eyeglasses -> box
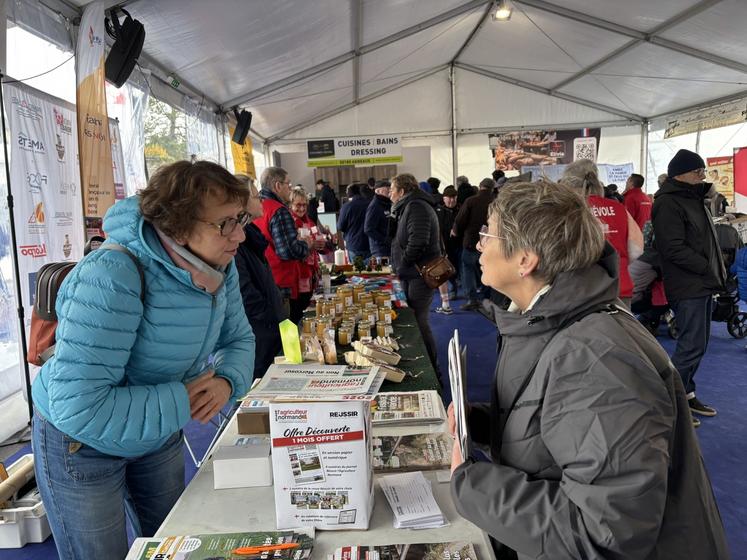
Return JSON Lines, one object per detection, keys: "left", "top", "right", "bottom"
{"left": 199, "top": 210, "right": 250, "bottom": 237}
{"left": 478, "top": 225, "right": 504, "bottom": 250}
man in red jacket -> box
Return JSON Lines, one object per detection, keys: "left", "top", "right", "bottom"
{"left": 623, "top": 173, "right": 652, "bottom": 230}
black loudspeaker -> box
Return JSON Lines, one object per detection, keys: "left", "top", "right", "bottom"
{"left": 232, "top": 109, "right": 252, "bottom": 145}
{"left": 105, "top": 8, "right": 145, "bottom": 88}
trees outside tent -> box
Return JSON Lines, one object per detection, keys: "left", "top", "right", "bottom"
{"left": 144, "top": 98, "right": 188, "bottom": 174}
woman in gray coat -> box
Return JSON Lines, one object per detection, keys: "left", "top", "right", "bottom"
{"left": 450, "top": 181, "right": 729, "bottom": 559}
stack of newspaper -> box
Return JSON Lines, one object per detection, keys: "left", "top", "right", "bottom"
{"left": 379, "top": 471, "right": 447, "bottom": 529}
{"left": 247, "top": 364, "right": 385, "bottom": 400}
{"left": 329, "top": 541, "right": 480, "bottom": 560}
{"left": 370, "top": 390, "right": 446, "bottom": 426}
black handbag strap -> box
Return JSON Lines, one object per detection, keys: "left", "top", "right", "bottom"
{"left": 102, "top": 243, "right": 146, "bottom": 303}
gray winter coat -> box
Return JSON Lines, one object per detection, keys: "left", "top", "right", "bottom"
{"left": 451, "top": 244, "right": 729, "bottom": 560}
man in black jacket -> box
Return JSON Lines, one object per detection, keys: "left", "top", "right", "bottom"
{"left": 454, "top": 177, "right": 495, "bottom": 310}
{"left": 316, "top": 179, "right": 339, "bottom": 213}
{"left": 652, "top": 149, "right": 727, "bottom": 420}
{"left": 338, "top": 183, "right": 371, "bottom": 261}
{"left": 390, "top": 173, "right": 441, "bottom": 374}
{"left": 234, "top": 179, "right": 288, "bottom": 377}
{"left": 364, "top": 180, "right": 392, "bottom": 258}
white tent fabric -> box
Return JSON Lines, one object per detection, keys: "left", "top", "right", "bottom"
{"left": 39, "top": 0, "right": 746, "bottom": 149}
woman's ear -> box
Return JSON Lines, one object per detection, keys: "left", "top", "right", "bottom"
{"left": 518, "top": 250, "right": 540, "bottom": 276}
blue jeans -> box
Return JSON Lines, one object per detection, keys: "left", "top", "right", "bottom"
{"left": 32, "top": 411, "right": 185, "bottom": 559}
{"left": 347, "top": 249, "right": 371, "bottom": 263}
{"left": 461, "top": 248, "right": 483, "bottom": 302}
{"left": 670, "top": 295, "right": 713, "bottom": 395}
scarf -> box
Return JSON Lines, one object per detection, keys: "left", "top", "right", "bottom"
{"left": 155, "top": 228, "right": 225, "bottom": 294}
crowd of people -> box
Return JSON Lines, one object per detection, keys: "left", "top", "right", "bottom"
{"left": 29, "top": 149, "right": 740, "bottom": 559}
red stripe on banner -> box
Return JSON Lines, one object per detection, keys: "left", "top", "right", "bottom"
{"left": 272, "top": 430, "right": 364, "bottom": 447}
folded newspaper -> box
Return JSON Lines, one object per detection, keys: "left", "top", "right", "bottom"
{"left": 371, "top": 390, "right": 446, "bottom": 426}
{"left": 330, "top": 541, "right": 479, "bottom": 560}
{"left": 127, "top": 529, "right": 314, "bottom": 560}
{"left": 372, "top": 433, "right": 452, "bottom": 472}
{"left": 248, "top": 364, "right": 383, "bottom": 399}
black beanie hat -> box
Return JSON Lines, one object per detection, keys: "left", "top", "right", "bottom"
{"left": 668, "top": 149, "right": 705, "bottom": 178}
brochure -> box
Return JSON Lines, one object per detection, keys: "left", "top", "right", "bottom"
{"left": 372, "top": 433, "right": 452, "bottom": 472}
{"left": 249, "top": 364, "right": 381, "bottom": 398}
{"left": 371, "top": 391, "right": 446, "bottom": 426}
{"left": 129, "top": 529, "right": 314, "bottom": 560}
{"left": 270, "top": 400, "right": 374, "bottom": 530}
{"left": 379, "top": 471, "right": 447, "bottom": 529}
{"left": 330, "top": 541, "right": 479, "bottom": 560}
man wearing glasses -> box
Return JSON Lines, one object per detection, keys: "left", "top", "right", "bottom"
{"left": 652, "top": 149, "right": 727, "bottom": 425}
{"left": 254, "top": 166, "right": 313, "bottom": 324}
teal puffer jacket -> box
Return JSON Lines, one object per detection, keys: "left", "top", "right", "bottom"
{"left": 32, "top": 196, "right": 255, "bottom": 457}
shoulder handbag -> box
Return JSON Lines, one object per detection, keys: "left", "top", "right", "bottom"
{"left": 416, "top": 231, "right": 456, "bottom": 289}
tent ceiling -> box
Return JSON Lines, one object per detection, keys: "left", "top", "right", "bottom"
{"left": 61, "top": 0, "right": 747, "bottom": 140}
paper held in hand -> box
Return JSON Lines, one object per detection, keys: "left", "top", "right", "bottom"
{"left": 448, "top": 330, "right": 470, "bottom": 462}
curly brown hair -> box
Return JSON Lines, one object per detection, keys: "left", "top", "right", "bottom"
{"left": 139, "top": 161, "right": 249, "bottom": 240}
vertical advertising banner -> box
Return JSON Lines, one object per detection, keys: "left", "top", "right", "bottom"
{"left": 4, "top": 82, "right": 85, "bottom": 332}
{"left": 109, "top": 118, "right": 126, "bottom": 201}
{"left": 733, "top": 147, "right": 747, "bottom": 213}
{"left": 706, "top": 156, "right": 734, "bottom": 206}
{"left": 229, "top": 127, "right": 256, "bottom": 179}
{"left": 76, "top": 0, "right": 115, "bottom": 238}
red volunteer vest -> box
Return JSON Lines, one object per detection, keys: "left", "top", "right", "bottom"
{"left": 588, "top": 195, "right": 633, "bottom": 298}
{"left": 254, "top": 198, "right": 302, "bottom": 298}
{"left": 292, "top": 213, "right": 319, "bottom": 284}
{"left": 623, "top": 188, "right": 652, "bottom": 230}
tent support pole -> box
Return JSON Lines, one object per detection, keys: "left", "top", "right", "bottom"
{"left": 640, "top": 121, "right": 648, "bottom": 180}
{"left": 450, "top": 64, "right": 458, "bottom": 185}
{"left": 0, "top": 71, "right": 33, "bottom": 427}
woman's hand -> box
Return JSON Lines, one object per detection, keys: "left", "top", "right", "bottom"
{"left": 186, "top": 371, "right": 232, "bottom": 424}
{"left": 447, "top": 402, "right": 457, "bottom": 436}
{"left": 450, "top": 435, "right": 463, "bottom": 473}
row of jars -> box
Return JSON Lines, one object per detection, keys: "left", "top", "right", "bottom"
{"left": 314, "top": 287, "right": 392, "bottom": 316}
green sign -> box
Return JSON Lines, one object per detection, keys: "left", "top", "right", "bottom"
{"left": 307, "top": 155, "right": 403, "bottom": 167}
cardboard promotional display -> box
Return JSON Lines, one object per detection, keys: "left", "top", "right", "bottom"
{"left": 270, "top": 400, "right": 374, "bottom": 530}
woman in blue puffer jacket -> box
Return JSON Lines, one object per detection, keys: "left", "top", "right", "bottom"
{"left": 31, "top": 161, "right": 255, "bottom": 560}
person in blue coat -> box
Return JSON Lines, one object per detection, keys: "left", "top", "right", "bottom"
{"left": 364, "top": 180, "right": 392, "bottom": 258}
{"left": 31, "top": 161, "right": 255, "bottom": 560}
{"left": 337, "top": 182, "right": 371, "bottom": 261}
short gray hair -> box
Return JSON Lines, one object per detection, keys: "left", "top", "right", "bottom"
{"left": 489, "top": 181, "right": 605, "bottom": 283}
{"left": 456, "top": 175, "right": 469, "bottom": 186}
{"left": 260, "top": 166, "right": 287, "bottom": 191}
{"left": 560, "top": 159, "right": 604, "bottom": 197}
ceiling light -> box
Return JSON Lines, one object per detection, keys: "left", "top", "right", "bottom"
{"left": 491, "top": 0, "right": 513, "bottom": 21}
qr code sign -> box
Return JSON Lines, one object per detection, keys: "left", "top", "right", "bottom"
{"left": 573, "top": 137, "right": 598, "bottom": 162}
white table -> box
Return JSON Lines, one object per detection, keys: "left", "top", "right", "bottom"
{"left": 126, "top": 411, "right": 496, "bottom": 560}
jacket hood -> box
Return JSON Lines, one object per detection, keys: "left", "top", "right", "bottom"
{"left": 655, "top": 178, "right": 711, "bottom": 200}
{"left": 392, "top": 188, "right": 435, "bottom": 213}
{"left": 495, "top": 242, "right": 620, "bottom": 336}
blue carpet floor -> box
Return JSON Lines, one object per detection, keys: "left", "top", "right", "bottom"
{"left": 3, "top": 297, "right": 746, "bottom": 558}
